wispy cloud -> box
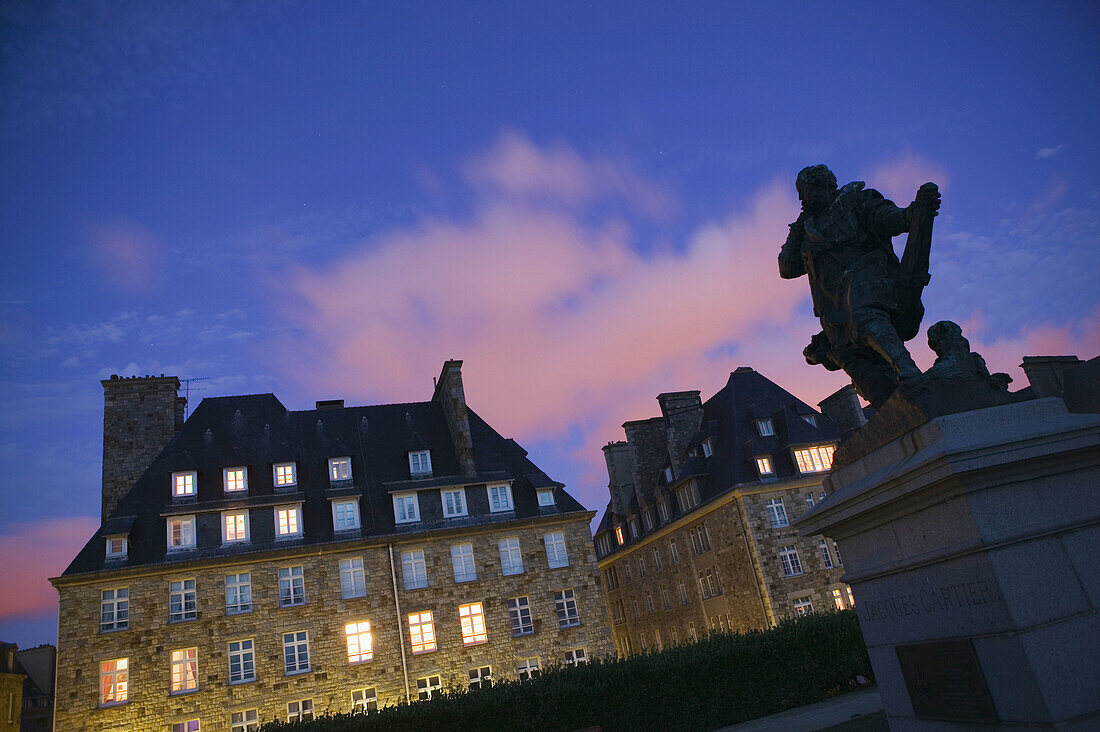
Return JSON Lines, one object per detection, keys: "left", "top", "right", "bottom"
{"left": 1036, "top": 145, "right": 1066, "bottom": 160}
{"left": 85, "top": 219, "right": 164, "bottom": 292}
{"left": 859, "top": 152, "right": 950, "bottom": 203}
{"left": 0, "top": 517, "right": 99, "bottom": 620}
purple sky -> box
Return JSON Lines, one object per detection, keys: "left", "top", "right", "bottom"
{"left": 2, "top": 1, "right": 1098, "bottom": 648}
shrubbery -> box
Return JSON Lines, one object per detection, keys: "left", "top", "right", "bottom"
{"left": 261, "top": 610, "right": 872, "bottom": 732}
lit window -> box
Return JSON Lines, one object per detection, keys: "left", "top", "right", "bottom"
{"left": 793, "top": 445, "right": 835, "bottom": 474}
{"left": 105, "top": 535, "right": 128, "bottom": 560}
{"left": 755, "top": 456, "right": 774, "bottom": 477}
{"left": 516, "top": 658, "right": 541, "bottom": 681}
{"left": 286, "top": 699, "right": 313, "bottom": 721}
{"left": 273, "top": 462, "right": 297, "bottom": 489}
{"left": 222, "top": 510, "right": 250, "bottom": 543}
{"left": 345, "top": 620, "right": 373, "bottom": 662}
{"left": 172, "top": 471, "right": 196, "bottom": 499}
{"left": 275, "top": 505, "right": 301, "bottom": 538}
{"left": 615, "top": 526, "right": 625, "bottom": 545}
{"left": 416, "top": 674, "right": 441, "bottom": 700}
{"left": 468, "top": 666, "right": 492, "bottom": 689}
{"left": 169, "top": 579, "right": 196, "bottom": 622}
{"left": 278, "top": 566, "right": 305, "bottom": 606}
{"left": 167, "top": 516, "right": 196, "bottom": 550}
{"left": 451, "top": 543, "right": 476, "bottom": 583}
{"left": 658, "top": 499, "right": 670, "bottom": 523}
{"left": 408, "top": 611, "right": 436, "bottom": 653}
{"left": 100, "top": 588, "right": 128, "bottom": 632}
{"left": 409, "top": 450, "right": 432, "bottom": 478}
{"left": 488, "top": 483, "right": 513, "bottom": 512}
{"left": 544, "top": 531, "right": 569, "bottom": 569}
{"left": 668, "top": 538, "right": 679, "bottom": 564}
{"left": 702, "top": 438, "right": 713, "bottom": 458}
{"left": 554, "top": 588, "right": 580, "bottom": 627}
{"left": 225, "top": 573, "right": 252, "bottom": 614}
{"left": 223, "top": 467, "right": 247, "bottom": 493}
{"left": 351, "top": 688, "right": 377, "bottom": 712}
{"left": 172, "top": 722, "right": 199, "bottom": 732}
{"left": 329, "top": 457, "right": 352, "bottom": 482}
{"left": 819, "top": 540, "right": 835, "bottom": 569}
{"left": 332, "top": 499, "right": 360, "bottom": 531}
{"left": 393, "top": 492, "right": 420, "bottom": 523}
{"left": 442, "top": 487, "right": 467, "bottom": 518}
{"left": 498, "top": 537, "right": 523, "bottom": 576}
{"left": 765, "top": 498, "right": 789, "bottom": 528}
{"left": 459, "top": 602, "right": 488, "bottom": 645}
{"left": 698, "top": 567, "right": 723, "bottom": 599}
{"left": 230, "top": 709, "right": 259, "bottom": 732}
{"left": 537, "top": 488, "right": 555, "bottom": 506}
{"left": 282, "top": 631, "right": 310, "bottom": 674}
{"left": 756, "top": 419, "right": 774, "bottom": 436}
{"left": 565, "top": 648, "right": 588, "bottom": 667}
{"left": 833, "top": 588, "right": 847, "bottom": 610}
{"left": 793, "top": 597, "right": 814, "bottom": 616}
{"left": 779, "top": 545, "right": 803, "bottom": 576}
{"left": 98, "top": 660, "right": 127, "bottom": 704}
{"left": 846, "top": 585, "right": 855, "bottom": 606}
{"left": 170, "top": 647, "right": 198, "bottom": 693}
{"left": 401, "top": 549, "right": 427, "bottom": 589}
{"left": 339, "top": 558, "right": 366, "bottom": 598}
{"left": 507, "top": 596, "right": 533, "bottom": 636}
{"left": 228, "top": 640, "right": 255, "bottom": 684}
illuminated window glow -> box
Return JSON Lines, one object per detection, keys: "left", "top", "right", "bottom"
{"left": 345, "top": 620, "right": 373, "bottom": 662}
{"left": 458, "top": 602, "right": 487, "bottom": 645}
{"left": 275, "top": 506, "right": 301, "bottom": 538}
{"left": 168, "top": 516, "right": 196, "bottom": 549}
{"left": 408, "top": 611, "right": 436, "bottom": 653}
{"left": 222, "top": 510, "right": 249, "bottom": 543}
{"left": 172, "top": 471, "right": 196, "bottom": 498}
{"left": 273, "top": 462, "right": 296, "bottom": 488}
{"left": 615, "top": 526, "right": 625, "bottom": 545}
{"left": 170, "top": 647, "right": 198, "bottom": 693}
{"left": 329, "top": 457, "right": 352, "bottom": 482}
{"left": 793, "top": 445, "right": 835, "bottom": 474}
{"left": 224, "top": 467, "right": 247, "bottom": 493}
{"left": 99, "top": 658, "right": 128, "bottom": 705}
{"left": 755, "top": 455, "right": 774, "bottom": 476}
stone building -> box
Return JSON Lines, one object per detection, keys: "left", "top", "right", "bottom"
{"left": 0, "top": 643, "right": 25, "bottom": 732}
{"left": 592, "top": 367, "right": 854, "bottom": 656}
{"left": 52, "top": 361, "right": 611, "bottom": 731}
{"left": 14, "top": 645, "right": 54, "bottom": 732}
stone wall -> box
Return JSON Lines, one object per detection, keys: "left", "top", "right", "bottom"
{"left": 55, "top": 515, "right": 612, "bottom": 731}
{"left": 101, "top": 375, "right": 184, "bottom": 521}
{"left": 0, "top": 671, "right": 23, "bottom": 732}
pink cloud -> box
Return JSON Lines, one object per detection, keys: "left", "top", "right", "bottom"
{"left": 859, "top": 153, "right": 950, "bottom": 205}
{"left": 463, "top": 130, "right": 676, "bottom": 219}
{"left": 86, "top": 218, "right": 164, "bottom": 292}
{"left": 0, "top": 516, "right": 99, "bottom": 620}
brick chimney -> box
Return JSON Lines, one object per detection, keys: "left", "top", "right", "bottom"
{"left": 623, "top": 417, "right": 668, "bottom": 508}
{"left": 101, "top": 375, "right": 184, "bottom": 521}
{"left": 657, "top": 391, "right": 703, "bottom": 475}
{"left": 432, "top": 360, "right": 476, "bottom": 477}
{"left": 602, "top": 441, "right": 635, "bottom": 516}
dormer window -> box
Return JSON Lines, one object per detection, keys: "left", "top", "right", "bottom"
{"left": 628, "top": 518, "right": 638, "bottom": 539}
{"left": 222, "top": 510, "right": 250, "bottom": 544}
{"left": 329, "top": 457, "right": 352, "bottom": 482}
{"left": 105, "top": 536, "right": 128, "bottom": 560}
{"left": 756, "top": 419, "right": 774, "bottom": 437}
{"left": 755, "top": 456, "right": 774, "bottom": 478}
{"left": 643, "top": 511, "right": 654, "bottom": 531}
{"left": 536, "top": 488, "right": 555, "bottom": 507}
{"left": 441, "top": 487, "right": 467, "bottom": 518}
{"left": 393, "top": 492, "right": 420, "bottom": 524}
{"left": 274, "top": 463, "right": 297, "bottom": 489}
{"left": 793, "top": 445, "right": 835, "bottom": 474}
{"left": 702, "top": 438, "right": 713, "bottom": 458}
{"left": 658, "top": 498, "right": 670, "bottom": 523}
{"left": 275, "top": 505, "right": 302, "bottom": 538}
{"left": 615, "top": 526, "right": 625, "bottom": 545}
{"left": 172, "top": 471, "right": 196, "bottom": 500}
{"left": 663, "top": 467, "right": 673, "bottom": 483}
{"left": 802, "top": 414, "right": 817, "bottom": 427}
{"left": 332, "top": 498, "right": 361, "bottom": 531}
{"left": 409, "top": 451, "right": 432, "bottom": 478}
{"left": 167, "top": 516, "right": 196, "bottom": 550}
{"left": 224, "top": 467, "right": 247, "bottom": 493}
{"left": 487, "top": 483, "right": 513, "bottom": 512}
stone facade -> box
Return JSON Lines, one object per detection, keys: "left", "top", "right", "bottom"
{"left": 594, "top": 368, "right": 854, "bottom": 656}
{"left": 0, "top": 644, "right": 23, "bottom": 732}
{"left": 54, "top": 364, "right": 611, "bottom": 731}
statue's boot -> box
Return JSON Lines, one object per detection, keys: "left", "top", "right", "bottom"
{"left": 857, "top": 310, "right": 922, "bottom": 381}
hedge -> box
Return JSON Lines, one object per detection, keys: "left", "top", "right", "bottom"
{"left": 261, "top": 610, "right": 872, "bottom": 732}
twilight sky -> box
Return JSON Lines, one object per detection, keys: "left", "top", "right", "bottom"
{"left": 2, "top": 1, "right": 1098, "bottom": 648}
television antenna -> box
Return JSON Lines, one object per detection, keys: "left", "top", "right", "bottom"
{"left": 180, "top": 377, "right": 210, "bottom": 416}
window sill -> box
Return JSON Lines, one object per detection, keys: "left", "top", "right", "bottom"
{"left": 168, "top": 616, "right": 197, "bottom": 623}
{"left": 285, "top": 668, "right": 312, "bottom": 676}
{"left": 275, "top": 535, "right": 303, "bottom": 541}
{"left": 167, "top": 546, "right": 197, "bottom": 553}
{"left": 170, "top": 688, "right": 199, "bottom": 696}
{"left": 98, "top": 701, "right": 129, "bottom": 709}
{"left": 558, "top": 621, "right": 581, "bottom": 629}
{"left": 404, "top": 584, "right": 428, "bottom": 591}
{"left": 340, "top": 592, "right": 368, "bottom": 600}
{"left": 229, "top": 678, "right": 257, "bottom": 686}
{"left": 279, "top": 601, "right": 307, "bottom": 609}
{"left": 548, "top": 563, "right": 570, "bottom": 570}
{"left": 411, "top": 649, "right": 437, "bottom": 655}
{"left": 226, "top": 607, "right": 252, "bottom": 616}
{"left": 99, "top": 626, "right": 128, "bottom": 634}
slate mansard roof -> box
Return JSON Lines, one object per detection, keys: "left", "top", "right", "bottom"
{"left": 65, "top": 389, "right": 586, "bottom": 577}
{"left": 595, "top": 366, "right": 841, "bottom": 549}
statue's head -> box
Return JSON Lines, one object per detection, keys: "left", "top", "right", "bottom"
{"left": 796, "top": 165, "right": 837, "bottom": 214}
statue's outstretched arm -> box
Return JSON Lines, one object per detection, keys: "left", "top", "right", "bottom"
{"left": 779, "top": 221, "right": 806, "bottom": 279}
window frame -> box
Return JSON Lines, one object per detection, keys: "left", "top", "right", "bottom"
{"left": 536, "top": 488, "right": 555, "bottom": 506}
{"left": 331, "top": 498, "right": 361, "bottom": 532}
{"left": 554, "top": 588, "right": 580, "bottom": 628}
{"left": 344, "top": 620, "right": 373, "bottom": 663}
{"left": 756, "top": 418, "right": 774, "bottom": 436}
{"left": 408, "top": 611, "right": 437, "bottom": 654}
{"left": 100, "top": 587, "right": 129, "bottom": 633}
{"left": 441, "top": 487, "right": 468, "bottom": 518}
{"left": 793, "top": 597, "right": 814, "bottom": 616}
{"left": 498, "top": 537, "right": 524, "bottom": 576}
{"left": 167, "top": 515, "right": 196, "bottom": 551}
{"left": 393, "top": 492, "right": 420, "bottom": 524}
{"left": 339, "top": 557, "right": 367, "bottom": 599}
{"left": 565, "top": 648, "right": 587, "bottom": 667}
{"left": 105, "top": 535, "right": 128, "bottom": 560}
{"left": 351, "top": 688, "right": 377, "bottom": 713}
{"left": 401, "top": 549, "right": 428, "bottom": 590}
{"left": 273, "top": 462, "right": 297, "bottom": 490}
{"left": 544, "top": 531, "right": 569, "bottom": 569}
{"left": 416, "top": 674, "right": 441, "bottom": 700}
{"left": 488, "top": 483, "right": 514, "bottom": 512}
{"left": 819, "top": 539, "right": 835, "bottom": 569}
{"left": 275, "top": 504, "right": 302, "bottom": 539}
{"left": 172, "top": 471, "right": 197, "bottom": 500}
{"left": 225, "top": 573, "right": 252, "bottom": 615}
{"left": 282, "top": 631, "right": 310, "bottom": 675}
{"left": 230, "top": 709, "right": 259, "bottom": 732}
{"left": 408, "top": 450, "right": 433, "bottom": 478}
{"left": 227, "top": 639, "right": 256, "bottom": 684}
{"left": 507, "top": 596, "right": 533, "bottom": 636}
{"left": 779, "top": 545, "right": 804, "bottom": 576}
{"left": 169, "top": 579, "right": 197, "bottom": 622}
{"left": 329, "top": 456, "right": 353, "bottom": 482}
{"left": 702, "top": 438, "right": 713, "bottom": 458}
{"left": 99, "top": 658, "right": 128, "bottom": 705}
{"left": 223, "top": 466, "right": 247, "bottom": 494}
{"left": 458, "top": 602, "right": 488, "bottom": 645}
{"left": 286, "top": 699, "right": 313, "bottom": 722}
{"left": 468, "top": 666, "right": 492, "bottom": 690}
{"left": 222, "top": 509, "right": 250, "bottom": 544}
{"left": 170, "top": 647, "right": 199, "bottom": 694}
{"left": 450, "top": 543, "right": 477, "bottom": 583}
{"left": 765, "top": 498, "right": 789, "bottom": 528}
{"left": 792, "top": 444, "right": 836, "bottom": 474}
{"left": 516, "top": 657, "right": 541, "bottom": 681}
{"left": 278, "top": 566, "right": 306, "bottom": 607}
{"left": 755, "top": 455, "right": 775, "bottom": 477}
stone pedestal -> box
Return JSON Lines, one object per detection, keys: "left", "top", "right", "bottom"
{"left": 797, "top": 397, "right": 1100, "bottom": 731}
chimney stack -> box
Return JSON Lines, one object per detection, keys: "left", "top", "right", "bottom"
{"left": 101, "top": 375, "right": 183, "bottom": 521}
{"left": 1020, "top": 356, "right": 1083, "bottom": 399}
{"left": 433, "top": 360, "right": 476, "bottom": 477}
{"left": 602, "top": 441, "right": 635, "bottom": 516}
{"left": 819, "top": 384, "right": 867, "bottom": 436}
{"left": 657, "top": 391, "right": 703, "bottom": 475}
